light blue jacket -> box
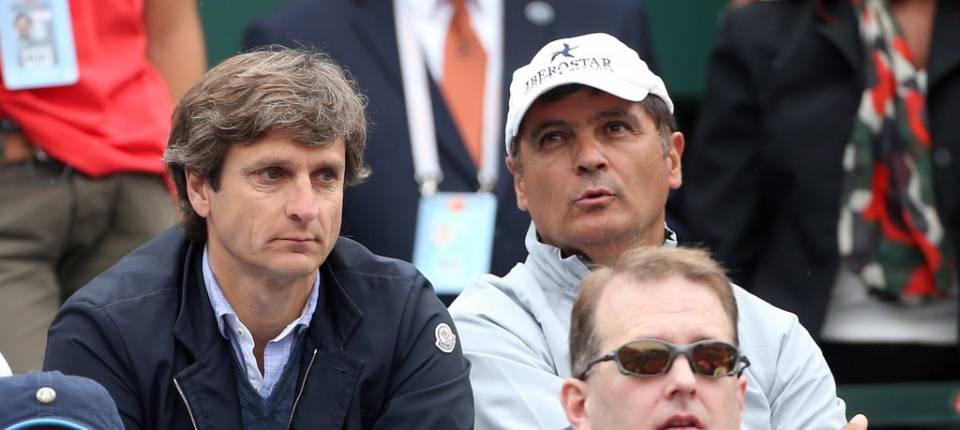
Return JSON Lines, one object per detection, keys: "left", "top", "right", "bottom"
{"left": 450, "top": 223, "right": 847, "bottom": 430}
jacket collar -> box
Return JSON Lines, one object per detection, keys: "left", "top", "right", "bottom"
{"left": 814, "top": 0, "right": 863, "bottom": 83}
{"left": 173, "top": 240, "right": 219, "bottom": 359}
{"left": 523, "top": 221, "right": 678, "bottom": 290}
{"left": 170, "top": 239, "right": 244, "bottom": 428}
{"left": 524, "top": 223, "right": 590, "bottom": 297}
{"left": 308, "top": 253, "right": 364, "bottom": 352}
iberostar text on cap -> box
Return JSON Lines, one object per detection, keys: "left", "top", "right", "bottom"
{"left": 504, "top": 32, "right": 673, "bottom": 155}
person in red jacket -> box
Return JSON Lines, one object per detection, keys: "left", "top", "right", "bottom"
{"left": 0, "top": 0, "right": 205, "bottom": 373}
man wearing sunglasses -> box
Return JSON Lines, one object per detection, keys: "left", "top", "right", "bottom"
{"left": 449, "top": 32, "right": 869, "bottom": 430}
{"left": 561, "top": 246, "right": 749, "bottom": 429}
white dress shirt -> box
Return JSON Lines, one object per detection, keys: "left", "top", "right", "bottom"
{"left": 399, "top": 0, "right": 501, "bottom": 83}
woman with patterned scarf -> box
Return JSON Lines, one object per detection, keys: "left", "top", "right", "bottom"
{"left": 682, "top": 0, "right": 960, "bottom": 384}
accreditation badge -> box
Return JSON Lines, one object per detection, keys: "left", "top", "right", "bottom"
{"left": 413, "top": 192, "right": 497, "bottom": 295}
{"left": 0, "top": 0, "right": 78, "bottom": 90}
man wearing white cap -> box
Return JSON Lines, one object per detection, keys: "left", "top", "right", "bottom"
{"left": 449, "top": 33, "right": 867, "bottom": 430}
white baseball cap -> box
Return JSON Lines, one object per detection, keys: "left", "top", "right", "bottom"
{"left": 504, "top": 32, "right": 673, "bottom": 155}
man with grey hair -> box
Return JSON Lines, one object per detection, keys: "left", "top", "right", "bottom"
{"left": 43, "top": 47, "right": 474, "bottom": 429}
{"left": 449, "top": 33, "right": 867, "bottom": 430}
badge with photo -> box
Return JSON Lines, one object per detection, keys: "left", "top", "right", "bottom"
{"left": 0, "top": 0, "right": 77, "bottom": 90}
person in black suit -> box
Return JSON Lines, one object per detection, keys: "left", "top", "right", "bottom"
{"left": 244, "top": 0, "right": 655, "bottom": 296}
{"left": 682, "top": 0, "right": 960, "bottom": 384}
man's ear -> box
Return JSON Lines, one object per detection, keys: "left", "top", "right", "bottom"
{"left": 185, "top": 170, "right": 212, "bottom": 219}
{"left": 505, "top": 155, "right": 529, "bottom": 212}
{"left": 666, "top": 131, "right": 685, "bottom": 189}
{"left": 561, "top": 377, "right": 590, "bottom": 430}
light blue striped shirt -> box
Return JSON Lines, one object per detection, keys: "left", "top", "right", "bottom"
{"left": 202, "top": 246, "right": 319, "bottom": 398}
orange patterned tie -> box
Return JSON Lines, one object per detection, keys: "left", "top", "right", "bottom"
{"left": 441, "top": 0, "right": 486, "bottom": 168}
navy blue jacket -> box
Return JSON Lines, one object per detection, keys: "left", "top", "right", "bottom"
{"left": 244, "top": 0, "right": 655, "bottom": 279}
{"left": 44, "top": 228, "right": 474, "bottom": 429}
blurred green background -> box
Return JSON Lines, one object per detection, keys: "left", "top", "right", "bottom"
{"left": 198, "top": 0, "right": 728, "bottom": 104}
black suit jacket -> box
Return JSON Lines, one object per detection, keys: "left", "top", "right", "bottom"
{"left": 682, "top": 0, "right": 960, "bottom": 335}
{"left": 244, "top": 0, "right": 654, "bottom": 279}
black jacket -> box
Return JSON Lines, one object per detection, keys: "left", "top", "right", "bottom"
{"left": 44, "top": 228, "right": 474, "bottom": 429}
{"left": 681, "top": 0, "right": 960, "bottom": 334}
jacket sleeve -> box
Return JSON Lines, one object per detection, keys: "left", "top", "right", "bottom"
{"left": 766, "top": 318, "right": 848, "bottom": 430}
{"left": 43, "top": 299, "right": 143, "bottom": 430}
{"left": 680, "top": 6, "right": 770, "bottom": 287}
{"left": 453, "top": 309, "right": 570, "bottom": 430}
{"left": 372, "top": 275, "right": 474, "bottom": 429}
{"left": 734, "top": 286, "right": 847, "bottom": 430}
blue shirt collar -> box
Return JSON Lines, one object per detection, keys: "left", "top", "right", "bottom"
{"left": 201, "top": 245, "right": 320, "bottom": 340}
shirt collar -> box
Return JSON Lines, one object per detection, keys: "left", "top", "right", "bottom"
{"left": 401, "top": 0, "right": 442, "bottom": 19}
{"left": 202, "top": 245, "right": 320, "bottom": 340}
{"left": 401, "top": 0, "right": 487, "bottom": 19}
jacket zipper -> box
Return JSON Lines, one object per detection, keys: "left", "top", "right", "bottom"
{"left": 287, "top": 348, "right": 319, "bottom": 429}
{"left": 173, "top": 377, "right": 199, "bottom": 430}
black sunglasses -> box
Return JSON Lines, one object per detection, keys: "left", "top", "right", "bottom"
{"left": 578, "top": 338, "right": 751, "bottom": 380}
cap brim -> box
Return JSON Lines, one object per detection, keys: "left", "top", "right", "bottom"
{"left": 508, "top": 74, "right": 652, "bottom": 149}
{"left": 5, "top": 418, "right": 91, "bottom": 430}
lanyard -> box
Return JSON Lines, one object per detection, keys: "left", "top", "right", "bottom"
{"left": 393, "top": 0, "right": 501, "bottom": 196}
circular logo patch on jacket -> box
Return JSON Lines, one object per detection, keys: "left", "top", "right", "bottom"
{"left": 434, "top": 323, "right": 457, "bottom": 353}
